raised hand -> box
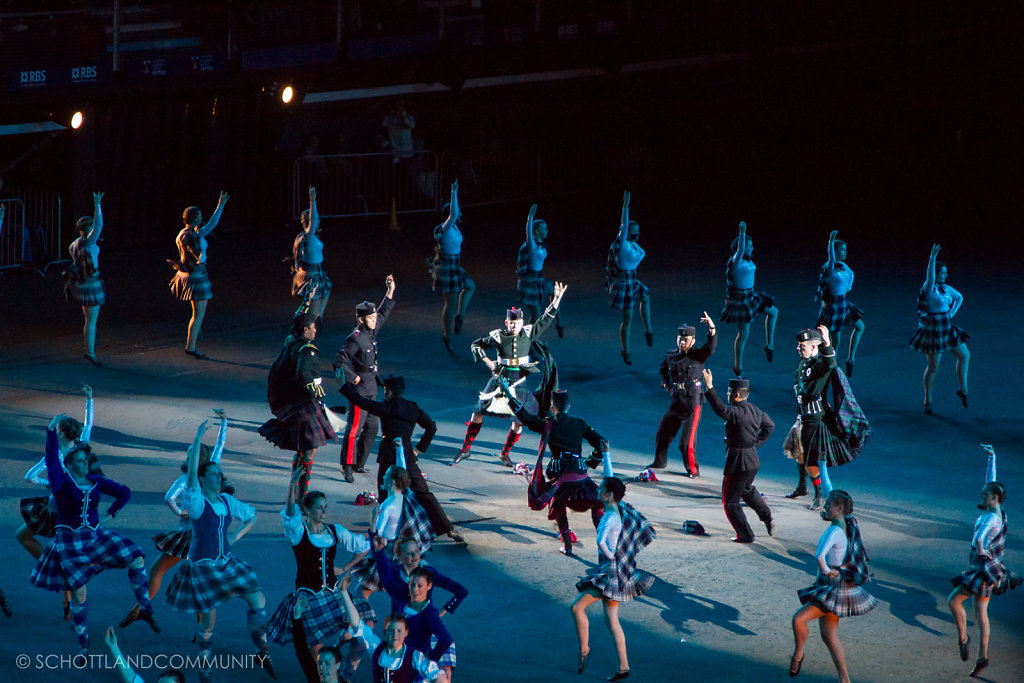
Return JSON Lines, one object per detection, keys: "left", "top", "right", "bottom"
{"left": 309, "top": 186, "right": 317, "bottom": 202}
{"left": 93, "top": 192, "right": 105, "bottom": 205}
{"left": 218, "top": 191, "right": 230, "bottom": 206}
{"left": 738, "top": 220, "right": 747, "bottom": 233}
{"left": 82, "top": 383, "right": 93, "bottom": 398}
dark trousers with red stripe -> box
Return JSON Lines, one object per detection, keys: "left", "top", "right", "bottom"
{"left": 340, "top": 403, "right": 379, "bottom": 469}
{"left": 722, "top": 468, "right": 771, "bottom": 542}
{"left": 653, "top": 401, "right": 703, "bottom": 474}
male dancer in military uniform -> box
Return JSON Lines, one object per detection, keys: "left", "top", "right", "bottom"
{"left": 499, "top": 382, "right": 613, "bottom": 555}
{"left": 259, "top": 302, "right": 336, "bottom": 498}
{"left": 341, "top": 375, "right": 464, "bottom": 542}
{"left": 649, "top": 313, "right": 717, "bottom": 477}
{"left": 702, "top": 370, "right": 775, "bottom": 543}
{"left": 453, "top": 282, "right": 567, "bottom": 466}
{"left": 334, "top": 274, "right": 396, "bottom": 482}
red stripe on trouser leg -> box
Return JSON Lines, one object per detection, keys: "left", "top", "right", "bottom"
{"left": 343, "top": 405, "right": 362, "bottom": 466}
{"left": 683, "top": 404, "right": 702, "bottom": 473}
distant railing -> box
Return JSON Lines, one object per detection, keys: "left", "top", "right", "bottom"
{"left": 0, "top": 188, "right": 64, "bottom": 271}
{"left": 0, "top": 198, "right": 26, "bottom": 271}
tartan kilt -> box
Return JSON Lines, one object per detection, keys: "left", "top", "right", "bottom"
{"left": 351, "top": 555, "right": 383, "bottom": 593}
{"left": 577, "top": 559, "right": 654, "bottom": 603}
{"left": 816, "top": 294, "right": 864, "bottom": 331}
{"left": 164, "top": 556, "right": 261, "bottom": 613}
{"left": 720, "top": 288, "right": 774, "bottom": 324}
{"left": 19, "top": 496, "right": 57, "bottom": 538}
{"left": 951, "top": 548, "right": 1023, "bottom": 598}
{"left": 798, "top": 572, "right": 878, "bottom": 617}
{"left": 801, "top": 415, "right": 857, "bottom": 468}
{"left": 292, "top": 263, "right": 333, "bottom": 300}
{"left": 152, "top": 529, "right": 192, "bottom": 558}
{"left": 68, "top": 275, "right": 106, "bottom": 307}
{"left": 433, "top": 637, "right": 456, "bottom": 669}
{"left": 608, "top": 271, "right": 649, "bottom": 310}
{"left": 432, "top": 254, "right": 468, "bottom": 294}
{"left": 546, "top": 477, "right": 602, "bottom": 522}
{"left": 259, "top": 400, "right": 336, "bottom": 452}
{"left": 169, "top": 265, "right": 213, "bottom": 301}
{"left": 30, "top": 526, "right": 145, "bottom": 592}
{"left": 908, "top": 311, "right": 969, "bottom": 354}
{"left": 266, "top": 588, "right": 371, "bottom": 647}
{"left": 516, "top": 270, "right": 553, "bottom": 308}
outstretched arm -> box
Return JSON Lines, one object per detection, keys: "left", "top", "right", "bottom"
{"left": 825, "top": 229, "right": 838, "bottom": 268}
{"left": 617, "top": 190, "right": 630, "bottom": 247}
{"left": 80, "top": 383, "right": 94, "bottom": 443}
{"left": 197, "top": 191, "right": 229, "bottom": 237}
{"left": 306, "top": 186, "right": 319, "bottom": 235}
{"left": 924, "top": 243, "right": 940, "bottom": 291}
{"left": 104, "top": 628, "right": 140, "bottom": 683}
{"left": 981, "top": 444, "right": 997, "bottom": 484}
{"left": 210, "top": 409, "right": 227, "bottom": 463}
{"left": 85, "top": 192, "right": 104, "bottom": 245}
{"left": 185, "top": 420, "right": 209, "bottom": 490}
{"left": 441, "top": 180, "right": 460, "bottom": 230}
{"left": 731, "top": 221, "right": 747, "bottom": 262}
{"left": 525, "top": 203, "right": 537, "bottom": 252}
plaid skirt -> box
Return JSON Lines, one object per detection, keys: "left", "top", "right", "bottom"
{"left": 547, "top": 477, "right": 602, "bottom": 522}
{"left": 351, "top": 555, "right": 384, "bottom": 593}
{"left": 952, "top": 563, "right": 1022, "bottom": 599}
{"left": 577, "top": 559, "right": 654, "bottom": 603}
{"left": 908, "top": 311, "right": 969, "bottom": 355}
{"left": 292, "top": 262, "right": 333, "bottom": 300}
{"left": 165, "top": 556, "right": 262, "bottom": 613}
{"left": 30, "top": 526, "right": 145, "bottom": 592}
{"left": 433, "top": 637, "right": 456, "bottom": 669}
{"left": 19, "top": 496, "right": 57, "bottom": 538}
{"left": 266, "top": 588, "right": 374, "bottom": 647}
{"left": 169, "top": 265, "right": 213, "bottom": 301}
{"left": 608, "top": 271, "right": 649, "bottom": 310}
{"left": 68, "top": 275, "right": 106, "bottom": 307}
{"left": 720, "top": 288, "right": 774, "bottom": 325}
{"left": 798, "top": 572, "right": 877, "bottom": 617}
{"left": 432, "top": 254, "right": 468, "bottom": 294}
{"left": 816, "top": 294, "right": 864, "bottom": 331}
{"left": 152, "top": 529, "right": 192, "bottom": 558}
{"left": 259, "top": 400, "right": 337, "bottom": 452}
{"left": 516, "top": 270, "right": 553, "bottom": 308}
{"left": 801, "top": 415, "right": 857, "bottom": 468}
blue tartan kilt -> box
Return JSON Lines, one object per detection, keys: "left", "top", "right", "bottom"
{"left": 351, "top": 555, "right": 383, "bottom": 593}
{"left": 30, "top": 526, "right": 145, "bottom": 592}
{"left": 516, "top": 270, "right": 553, "bottom": 308}
{"left": 798, "top": 572, "right": 878, "bottom": 617}
{"left": 720, "top": 288, "right": 774, "bottom": 324}
{"left": 152, "top": 529, "right": 192, "bottom": 558}
{"left": 432, "top": 254, "right": 468, "bottom": 294}
{"left": 608, "top": 271, "right": 649, "bottom": 310}
{"left": 432, "top": 636, "right": 457, "bottom": 669}
{"left": 164, "top": 556, "right": 261, "bottom": 613}
{"left": 259, "top": 400, "right": 336, "bottom": 452}
{"left": 292, "top": 262, "right": 333, "bottom": 300}
{"left": 801, "top": 416, "right": 857, "bottom": 468}
{"left": 908, "top": 311, "right": 969, "bottom": 355}
{"left": 266, "top": 588, "right": 373, "bottom": 647}
{"left": 20, "top": 495, "right": 57, "bottom": 538}
{"left": 577, "top": 559, "right": 654, "bottom": 603}
{"left": 68, "top": 275, "right": 106, "bottom": 306}
{"left": 169, "top": 265, "right": 213, "bottom": 301}
{"left": 816, "top": 294, "right": 864, "bottom": 331}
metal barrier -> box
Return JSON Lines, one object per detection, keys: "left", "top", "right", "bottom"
{"left": 292, "top": 151, "right": 439, "bottom": 218}
{"left": 0, "top": 198, "right": 27, "bottom": 270}
{"left": 0, "top": 187, "right": 64, "bottom": 271}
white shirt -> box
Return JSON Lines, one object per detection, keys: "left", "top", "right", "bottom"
{"left": 181, "top": 484, "right": 254, "bottom": 523}
{"left": 815, "top": 525, "right": 848, "bottom": 572}
{"left": 972, "top": 511, "right": 1002, "bottom": 554}
{"left": 375, "top": 492, "right": 405, "bottom": 541}
{"left": 347, "top": 622, "right": 441, "bottom": 681}
{"left": 280, "top": 508, "right": 370, "bottom": 553}
{"left": 597, "top": 508, "right": 622, "bottom": 560}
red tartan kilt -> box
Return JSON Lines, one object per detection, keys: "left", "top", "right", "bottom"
{"left": 546, "top": 477, "right": 602, "bottom": 521}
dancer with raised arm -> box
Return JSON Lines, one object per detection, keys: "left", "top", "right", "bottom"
{"left": 516, "top": 203, "right": 563, "bottom": 333}
{"left": 163, "top": 421, "right": 276, "bottom": 682}
{"left": 572, "top": 477, "right": 656, "bottom": 681}
{"left": 432, "top": 180, "right": 476, "bottom": 351}
{"left": 266, "top": 469, "right": 371, "bottom": 683}
{"left": 291, "top": 186, "right": 332, "bottom": 320}
{"left": 947, "top": 444, "right": 1020, "bottom": 678}
{"left": 606, "top": 191, "right": 653, "bottom": 365}
{"left": 65, "top": 192, "right": 106, "bottom": 365}
{"left": 649, "top": 315, "right": 717, "bottom": 477}
{"left": 454, "top": 283, "right": 566, "bottom": 467}
{"left": 120, "top": 411, "right": 232, "bottom": 628}
{"left": 909, "top": 243, "right": 970, "bottom": 414}
{"left": 169, "top": 191, "right": 229, "bottom": 359}
{"left": 720, "top": 220, "right": 778, "bottom": 376}
{"left": 815, "top": 230, "right": 864, "bottom": 376}
{"left": 334, "top": 274, "right": 397, "bottom": 483}
{"left": 30, "top": 413, "right": 159, "bottom": 659}
{"left": 790, "top": 490, "right": 877, "bottom": 682}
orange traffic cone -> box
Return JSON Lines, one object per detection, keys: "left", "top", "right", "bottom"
{"left": 388, "top": 197, "right": 401, "bottom": 231}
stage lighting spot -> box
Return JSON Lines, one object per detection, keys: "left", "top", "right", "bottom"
{"left": 281, "top": 86, "right": 294, "bottom": 104}
{"left": 71, "top": 111, "right": 84, "bottom": 129}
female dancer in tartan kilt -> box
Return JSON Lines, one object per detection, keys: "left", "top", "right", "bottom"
{"left": 516, "top": 203, "right": 563, "bottom": 334}
{"left": 292, "top": 186, "right": 332, "bottom": 320}
{"left": 163, "top": 420, "right": 276, "bottom": 682}
{"left": 170, "top": 191, "right": 229, "bottom": 359}
{"left": 29, "top": 413, "right": 159, "bottom": 658}
{"left": 65, "top": 192, "right": 106, "bottom": 365}
{"left": 432, "top": 180, "right": 476, "bottom": 351}
{"left": 720, "top": 220, "right": 779, "bottom": 376}
{"left": 909, "top": 243, "right": 970, "bottom": 414}
{"left": 606, "top": 191, "right": 653, "bottom": 365}
{"left": 947, "top": 444, "right": 1021, "bottom": 678}
{"left": 265, "top": 469, "right": 371, "bottom": 683}
{"left": 572, "top": 477, "right": 656, "bottom": 681}
{"left": 815, "top": 230, "right": 865, "bottom": 377}
{"left": 790, "top": 490, "right": 877, "bottom": 682}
